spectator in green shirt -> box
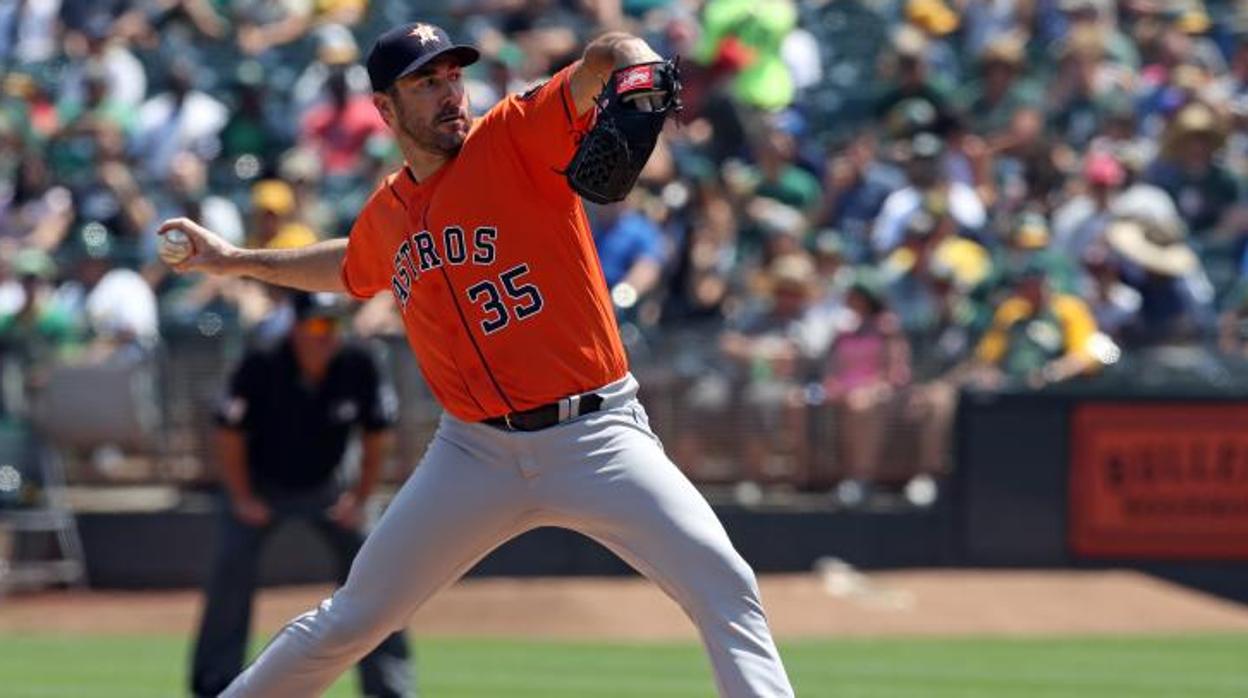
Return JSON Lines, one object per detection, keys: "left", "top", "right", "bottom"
{"left": 958, "top": 33, "right": 1042, "bottom": 139}
{"left": 993, "top": 211, "right": 1079, "bottom": 295}
{"left": 0, "top": 248, "right": 83, "bottom": 416}
{"left": 49, "top": 64, "right": 136, "bottom": 185}
{"left": 750, "top": 121, "right": 822, "bottom": 213}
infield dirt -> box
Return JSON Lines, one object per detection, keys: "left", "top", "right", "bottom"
{"left": 3, "top": 570, "right": 1248, "bottom": 639}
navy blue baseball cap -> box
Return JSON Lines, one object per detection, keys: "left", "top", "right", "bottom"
{"left": 366, "top": 23, "right": 480, "bottom": 92}
{"left": 293, "top": 291, "right": 349, "bottom": 321}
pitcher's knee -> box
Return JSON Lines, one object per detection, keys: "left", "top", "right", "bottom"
{"left": 294, "top": 594, "right": 398, "bottom": 662}
{"left": 681, "top": 547, "right": 764, "bottom": 622}
{"left": 715, "top": 546, "right": 761, "bottom": 594}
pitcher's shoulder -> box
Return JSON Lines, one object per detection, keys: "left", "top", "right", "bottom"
{"left": 366, "top": 168, "right": 415, "bottom": 211}
{"left": 346, "top": 169, "right": 412, "bottom": 240}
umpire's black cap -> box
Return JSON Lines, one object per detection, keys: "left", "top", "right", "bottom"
{"left": 366, "top": 23, "right": 479, "bottom": 93}
{"left": 292, "top": 291, "right": 350, "bottom": 321}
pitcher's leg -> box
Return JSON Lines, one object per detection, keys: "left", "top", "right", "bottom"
{"left": 314, "top": 515, "right": 412, "bottom": 698}
{"left": 542, "top": 412, "right": 794, "bottom": 697}
{"left": 222, "top": 432, "right": 531, "bottom": 698}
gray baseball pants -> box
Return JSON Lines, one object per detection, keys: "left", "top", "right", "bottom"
{"left": 221, "top": 374, "right": 794, "bottom": 697}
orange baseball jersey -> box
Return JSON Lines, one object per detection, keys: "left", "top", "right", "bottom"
{"left": 341, "top": 64, "right": 629, "bottom": 422}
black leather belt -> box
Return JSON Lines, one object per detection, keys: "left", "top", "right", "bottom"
{"left": 482, "top": 392, "right": 605, "bottom": 431}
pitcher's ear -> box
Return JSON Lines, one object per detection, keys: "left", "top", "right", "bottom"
{"left": 373, "top": 92, "right": 395, "bottom": 127}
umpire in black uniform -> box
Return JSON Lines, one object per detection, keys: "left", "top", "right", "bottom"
{"left": 191, "top": 292, "right": 411, "bottom": 697}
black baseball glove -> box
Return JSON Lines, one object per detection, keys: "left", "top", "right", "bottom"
{"left": 566, "top": 59, "right": 681, "bottom": 205}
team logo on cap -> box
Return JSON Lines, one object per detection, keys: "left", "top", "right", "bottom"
{"left": 409, "top": 24, "right": 439, "bottom": 45}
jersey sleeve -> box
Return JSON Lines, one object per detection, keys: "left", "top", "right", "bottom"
{"left": 975, "top": 299, "right": 1028, "bottom": 365}
{"left": 214, "top": 353, "right": 263, "bottom": 431}
{"left": 484, "top": 62, "right": 596, "bottom": 179}
{"left": 1056, "top": 295, "right": 1098, "bottom": 360}
{"left": 340, "top": 187, "right": 392, "bottom": 301}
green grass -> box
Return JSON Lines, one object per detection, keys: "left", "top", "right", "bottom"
{"left": 0, "top": 633, "right": 1245, "bottom": 697}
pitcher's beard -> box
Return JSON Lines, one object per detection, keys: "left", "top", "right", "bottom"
{"left": 398, "top": 114, "right": 469, "bottom": 158}
{"left": 409, "top": 125, "right": 464, "bottom": 157}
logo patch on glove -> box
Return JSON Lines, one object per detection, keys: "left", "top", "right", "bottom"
{"left": 616, "top": 65, "right": 655, "bottom": 93}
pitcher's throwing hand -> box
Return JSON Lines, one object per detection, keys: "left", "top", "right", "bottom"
{"left": 187, "top": 22, "right": 793, "bottom": 698}
{"left": 157, "top": 217, "right": 238, "bottom": 274}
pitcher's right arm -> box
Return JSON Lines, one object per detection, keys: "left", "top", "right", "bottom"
{"left": 158, "top": 217, "right": 348, "bottom": 293}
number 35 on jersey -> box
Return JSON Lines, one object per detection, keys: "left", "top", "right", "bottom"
{"left": 390, "top": 225, "right": 545, "bottom": 335}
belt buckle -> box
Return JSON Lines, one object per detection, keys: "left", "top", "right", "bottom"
{"left": 504, "top": 412, "right": 516, "bottom": 431}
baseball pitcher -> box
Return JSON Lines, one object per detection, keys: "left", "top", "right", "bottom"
{"left": 159, "top": 22, "right": 794, "bottom": 698}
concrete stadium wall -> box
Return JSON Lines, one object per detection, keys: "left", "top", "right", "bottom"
{"left": 954, "top": 388, "right": 1248, "bottom": 604}
{"left": 77, "top": 503, "right": 952, "bottom": 589}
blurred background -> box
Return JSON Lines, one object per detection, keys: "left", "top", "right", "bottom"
{"left": 0, "top": 0, "right": 1246, "bottom": 600}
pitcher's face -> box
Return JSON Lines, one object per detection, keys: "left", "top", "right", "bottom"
{"left": 376, "top": 58, "right": 472, "bottom": 157}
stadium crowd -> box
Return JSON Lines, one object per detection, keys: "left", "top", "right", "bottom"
{"left": 2, "top": 0, "right": 1248, "bottom": 501}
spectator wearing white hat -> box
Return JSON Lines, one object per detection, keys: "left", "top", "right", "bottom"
{"left": 1107, "top": 217, "right": 1215, "bottom": 346}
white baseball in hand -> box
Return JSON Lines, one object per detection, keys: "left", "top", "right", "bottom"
{"left": 159, "top": 228, "right": 194, "bottom": 265}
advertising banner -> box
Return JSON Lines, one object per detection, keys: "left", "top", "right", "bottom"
{"left": 1070, "top": 403, "right": 1248, "bottom": 559}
